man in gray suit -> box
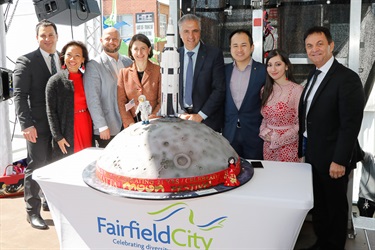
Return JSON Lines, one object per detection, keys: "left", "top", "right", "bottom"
{"left": 84, "top": 27, "right": 132, "bottom": 147}
{"left": 13, "top": 19, "right": 59, "bottom": 230}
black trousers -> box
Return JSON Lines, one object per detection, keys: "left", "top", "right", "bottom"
{"left": 24, "top": 133, "right": 51, "bottom": 216}
{"left": 310, "top": 166, "right": 349, "bottom": 250}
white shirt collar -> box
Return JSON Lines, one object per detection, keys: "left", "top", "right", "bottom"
{"left": 317, "top": 55, "right": 334, "bottom": 74}
{"left": 40, "top": 48, "right": 57, "bottom": 59}
{"left": 184, "top": 42, "right": 200, "bottom": 55}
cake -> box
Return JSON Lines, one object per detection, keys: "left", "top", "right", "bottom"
{"left": 95, "top": 118, "right": 241, "bottom": 193}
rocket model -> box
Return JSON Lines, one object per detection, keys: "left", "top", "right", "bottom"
{"left": 160, "top": 17, "right": 180, "bottom": 117}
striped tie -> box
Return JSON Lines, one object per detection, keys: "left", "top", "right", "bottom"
{"left": 50, "top": 54, "right": 57, "bottom": 75}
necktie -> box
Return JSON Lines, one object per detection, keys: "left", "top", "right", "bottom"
{"left": 50, "top": 54, "right": 57, "bottom": 75}
{"left": 185, "top": 51, "right": 195, "bottom": 106}
{"left": 302, "top": 69, "right": 321, "bottom": 132}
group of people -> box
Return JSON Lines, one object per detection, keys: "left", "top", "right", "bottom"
{"left": 13, "top": 13, "right": 365, "bottom": 250}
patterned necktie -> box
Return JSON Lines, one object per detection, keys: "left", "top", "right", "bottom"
{"left": 50, "top": 54, "right": 57, "bottom": 75}
{"left": 303, "top": 69, "right": 322, "bottom": 132}
{"left": 185, "top": 51, "right": 195, "bottom": 106}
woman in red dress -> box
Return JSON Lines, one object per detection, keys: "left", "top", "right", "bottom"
{"left": 46, "top": 41, "right": 92, "bottom": 161}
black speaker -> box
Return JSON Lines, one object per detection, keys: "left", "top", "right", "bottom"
{"left": 0, "top": 0, "right": 13, "bottom": 5}
{"left": 0, "top": 68, "right": 13, "bottom": 102}
{"left": 33, "top": 0, "right": 101, "bottom": 26}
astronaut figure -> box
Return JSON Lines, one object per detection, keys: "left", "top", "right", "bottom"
{"left": 136, "top": 95, "right": 152, "bottom": 125}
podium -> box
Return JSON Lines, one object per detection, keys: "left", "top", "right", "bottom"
{"left": 33, "top": 148, "right": 313, "bottom": 249}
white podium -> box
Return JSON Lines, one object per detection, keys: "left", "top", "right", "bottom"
{"left": 33, "top": 148, "right": 313, "bottom": 250}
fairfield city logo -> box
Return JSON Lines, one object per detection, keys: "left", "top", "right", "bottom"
{"left": 97, "top": 202, "right": 228, "bottom": 250}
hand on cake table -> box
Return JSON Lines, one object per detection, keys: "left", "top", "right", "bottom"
{"left": 179, "top": 113, "right": 203, "bottom": 123}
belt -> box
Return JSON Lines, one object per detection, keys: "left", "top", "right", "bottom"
{"left": 237, "top": 119, "right": 241, "bottom": 128}
{"left": 75, "top": 108, "right": 88, "bottom": 114}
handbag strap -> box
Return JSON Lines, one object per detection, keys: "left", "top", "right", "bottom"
{"left": 3, "top": 164, "right": 23, "bottom": 176}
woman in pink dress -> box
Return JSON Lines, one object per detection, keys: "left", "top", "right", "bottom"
{"left": 259, "top": 49, "right": 303, "bottom": 162}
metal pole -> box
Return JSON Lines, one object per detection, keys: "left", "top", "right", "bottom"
{"left": 251, "top": 0, "right": 264, "bottom": 63}
{"left": 0, "top": 4, "right": 13, "bottom": 172}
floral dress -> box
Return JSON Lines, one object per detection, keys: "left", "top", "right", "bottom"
{"left": 259, "top": 82, "right": 303, "bottom": 162}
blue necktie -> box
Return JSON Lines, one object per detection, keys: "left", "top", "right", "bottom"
{"left": 50, "top": 54, "right": 57, "bottom": 75}
{"left": 185, "top": 51, "right": 195, "bottom": 106}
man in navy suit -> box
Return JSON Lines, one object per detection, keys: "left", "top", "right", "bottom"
{"left": 223, "top": 29, "right": 266, "bottom": 159}
{"left": 177, "top": 14, "right": 225, "bottom": 132}
{"left": 298, "top": 26, "right": 365, "bottom": 250}
{"left": 13, "top": 19, "right": 59, "bottom": 230}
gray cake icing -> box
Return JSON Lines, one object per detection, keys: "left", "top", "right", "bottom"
{"left": 96, "top": 118, "right": 239, "bottom": 179}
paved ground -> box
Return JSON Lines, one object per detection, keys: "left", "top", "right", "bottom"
{"left": 0, "top": 196, "right": 59, "bottom": 249}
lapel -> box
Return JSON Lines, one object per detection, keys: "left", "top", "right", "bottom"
{"left": 142, "top": 61, "right": 151, "bottom": 85}
{"left": 129, "top": 62, "right": 142, "bottom": 89}
{"left": 302, "top": 70, "right": 315, "bottom": 96}
{"left": 178, "top": 47, "right": 185, "bottom": 108}
{"left": 100, "top": 52, "right": 117, "bottom": 82}
{"left": 239, "top": 61, "right": 259, "bottom": 111}
{"left": 310, "top": 59, "right": 338, "bottom": 110}
{"left": 35, "top": 49, "right": 51, "bottom": 76}
{"left": 193, "top": 44, "right": 206, "bottom": 88}
{"left": 61, "top": 70, "right": 74, "bottom": 91}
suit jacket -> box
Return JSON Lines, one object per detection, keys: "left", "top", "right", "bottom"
{"left": 117, "top": 60, "right": 161, "bottom": 128}
{"left": 45, "top": 70, "right": 75, "bottom": 159}
{"left": 223, "top": 60, "right": 266, "bottom": 157}
{"left": 298, "top": 59, "right": 365, "bottom": 174}
{"left": 84, "top": 52, "right": 132, "bottom": 136}
{"left": 178, "top": 44, "right": 226, "bottom": 132}
{"left": 13, "top": 49, "right": 53, "bottom": 135}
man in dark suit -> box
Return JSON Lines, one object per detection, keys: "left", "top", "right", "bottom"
{"left": 177, "top": 14, "right": 225, "bottom": 132}
{"left": 298, "top": 26, "right": 365, "bottom": 250}
{"left": 223, "top": 29, "right": 266, "bottom": 160}
{"left": 13, "top": 19, "right": 59, "bottom": 230}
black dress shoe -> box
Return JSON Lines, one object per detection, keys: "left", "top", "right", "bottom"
{"left": 27, "top": 214, "right": 49, "bottom": 230}
{"left": 42, "top": 201, "right": 49, "bottom": 211}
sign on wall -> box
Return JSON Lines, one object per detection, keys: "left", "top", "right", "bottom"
{"left": 135, "top": 12, "right": 155, "bottom": 44}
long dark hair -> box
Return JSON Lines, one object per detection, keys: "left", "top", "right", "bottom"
{"left": 261, "top": 49, "right": 296, "bottom": 107}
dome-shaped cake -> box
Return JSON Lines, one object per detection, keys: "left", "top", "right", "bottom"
{"left": 96, "top": 118, "right": 240, "bottom": 192}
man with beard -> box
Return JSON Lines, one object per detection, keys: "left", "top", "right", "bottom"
{"left": 84, "top": 27, "right": 132, "bottom": 147}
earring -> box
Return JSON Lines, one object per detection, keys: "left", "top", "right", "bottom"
{"left": 62, "top": 64, "right": 66, "bottom": 69}
{"left": 285, "top": 70, "right": 289, "bottom": 81}
{"left": 81, "top": 64, "right": 85, "bottom": 71}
